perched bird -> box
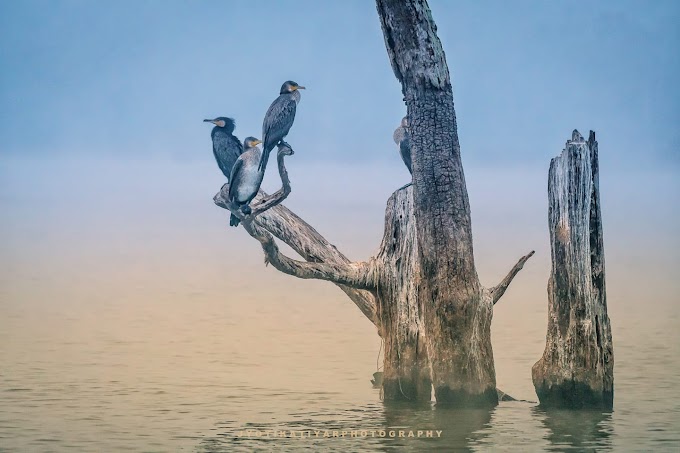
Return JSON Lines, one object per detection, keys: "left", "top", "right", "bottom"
{"left": 203, "top": 117, "right": 243, "bottom": 181}
{"left": 228, "top": 137, "right": 264, "bottom": 227}
{"left": 393, "top": 116, "right": 412, "bottom": 174}
{"left": 259, "top": 81, "right": 305, "bottom": 172}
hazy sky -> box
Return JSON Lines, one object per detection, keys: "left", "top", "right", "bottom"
{"left": 1, "top": 4, "right": 679, "bottom": 441}
{"left": 1, "top": 0, "right": 678, "bottom": 169}
{"left": 1, "top": 0, "right": 678, "bottom": 317}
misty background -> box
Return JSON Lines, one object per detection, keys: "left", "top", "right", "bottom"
{"left": 1, "top": 1, "right": 679, "bottom": 450}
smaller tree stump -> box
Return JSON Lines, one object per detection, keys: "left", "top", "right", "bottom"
{"left": 533, "top": 130, "right": 614, "bottom": 409}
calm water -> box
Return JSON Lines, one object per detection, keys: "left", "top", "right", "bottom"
{"left": 1, "top": 157, "right": 679, "bottom": 451}
{"left": 2, "top": 288, "right": 679, "bottom": 452}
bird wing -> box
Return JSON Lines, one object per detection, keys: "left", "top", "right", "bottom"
{"left": 263, "top": 95, "right": 297, "bottom": 150}
{"left": 260, "top": 95, "right": 297, "bottom": 172}
{"left": 228, "top": 157, "right": 244, "bottom": 202}
{"left": 400, "top": 134, "right": 412, "bottom": 174}
{"left": 212, "top": 130, "right": 243, "bottom": 180}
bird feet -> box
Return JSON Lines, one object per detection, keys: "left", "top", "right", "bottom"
{"left": 277, "top": 141, "right": 294, "bottom": 156}
{"left": 240, "top": 204, "right": 252, "bottom": 215}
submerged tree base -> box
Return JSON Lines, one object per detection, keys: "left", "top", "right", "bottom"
{"left": 382, "top": 377, "right": 432, "bottom": 403}
{"left": 435, "top": 387, "right": 499, "bottom": 408}
{"left": 535, "top": 380, "right": 613, "bottom": 410}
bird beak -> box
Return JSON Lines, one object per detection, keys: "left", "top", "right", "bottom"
{"left": 297, "top": 85, "right": 306, "bottom": 90}
{"left": 203, "top": 119, "right": 216, "bottom": 124}
{"left": 254, "top": 139, "right": 262, "bottom": 145}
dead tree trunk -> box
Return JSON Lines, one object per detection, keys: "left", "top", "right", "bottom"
{"left": 532, "top": 130, "right": 614, "bottom": 409}
{"left": 374, "top": 186, "right": 431, "bottom": 401}
{"left": 376, "top": 0, "right": 533, "bottom": 406}
{"left": 215, "top": 180, "right": 531, "bottom": 404}
{"left": 213, "top": 0, "right": 534, "bottom": 405}
{"left": 373, "top": 187, "right": 531, "bottom": 402}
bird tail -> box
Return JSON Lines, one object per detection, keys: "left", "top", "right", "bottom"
{"left": 229, "top": 213, "right": 240, "bottom": 227}
{"left": 257, "top": 146, "right": 272, "bottom": 173}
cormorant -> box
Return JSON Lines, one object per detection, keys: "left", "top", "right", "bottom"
{"left": 259, "top": 81, "right": 305, "bottom": 172}
{"left": 203, "top": 117, "right": 243, "bottom": 181}
{"left": 393, "top": 116, "right": 412, "bottom": 174}
{"left": 228, "top": 137, "right": 264, "bottom": 227}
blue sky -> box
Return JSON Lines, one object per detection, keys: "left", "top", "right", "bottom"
{"left": 1, "top": 0, "right": 678, "bottom": 168}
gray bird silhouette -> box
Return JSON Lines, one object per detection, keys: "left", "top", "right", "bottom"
{"left": 203, "top": 117, "right": 243, "bottom": 181}
{"left": 393, "top": 116, "right": 412, "bottom": 174}
{"left": 259, "top": 81, "right": 304, "bottom": 172}
{"left": 228, "top": 137, "right": 264, "bottom": 227}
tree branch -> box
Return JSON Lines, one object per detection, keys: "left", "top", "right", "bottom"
{"left": 490, "top": 250, "right": 535, "bottom": 305}
{"left": 242, "top": 221, "right": 374, "bottom": 290}
{"left": 217, "top": 143, "right": 295, "bottom": 225}
{"left": 213, "top": 144, "right": 379, "bottom": 327}
{"left": 248, "top": 142, "right": 294, "bottom": 220}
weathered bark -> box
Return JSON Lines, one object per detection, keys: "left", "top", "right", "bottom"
{"left": 532, "top": 130, "right": 614, "bottom": 409}
{"left": 370, "top": 187, "right": 532, "bottom": 403}
{"left": 215, "top": 180, "right": 531, "bottom": 403}
{"left": 377, "top": 0, "right": 503, "bottom": 406}
{"left": 372, "top": 186, "right": 431, "bottom": 401}
{"left": 213, "top": 0, "right": 535, "bottom": 404}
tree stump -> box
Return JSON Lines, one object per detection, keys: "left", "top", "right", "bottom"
{"left": 374, "top": 186, "right": 431, "bottom": 402}
{"left": 376, "top": 0, "right": 534, "bottom": 407}
{"left": 532, "top": 130, "right": 614, "bottom": 409}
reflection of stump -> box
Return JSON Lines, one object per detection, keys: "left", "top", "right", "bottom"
{"left": 536, "top": 408, "right": 613, "bottom": 449}
{"left": 533, "top": 130, "right": 614, "bottom": 409}
{"left": 380, "top": 403, "right": 493, "bottom": 451}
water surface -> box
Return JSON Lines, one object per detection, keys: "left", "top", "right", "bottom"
{"left": 1, "top": 157, "right": 678, "bottom": 451}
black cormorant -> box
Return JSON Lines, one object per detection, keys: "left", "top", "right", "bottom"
{"left": 259, "top": 81, "right": 304, "bottom": 172}
{"left": 228, "top": 137, "right": 264, "bottom": 227}
{"left": 204, "top": 117, "right": 243, "bottom": 181}
{"left": 393, "top": 116, "right": 412, "bottom": 174}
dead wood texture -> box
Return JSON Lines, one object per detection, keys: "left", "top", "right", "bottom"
{"left": 376, "top": 0, "right": 535, "bottom": 405}
{"left": 532, "top": 130, "right": 613, "bottom": 409}
{"left": 213, "top": 0, "right": 533, "bottom": 406}
{"left": 373, "top": 186, "right": 431, "bottom": 401}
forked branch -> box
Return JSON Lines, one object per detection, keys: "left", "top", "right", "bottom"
{"left": 217, "top": 143, "right": 295, "bottom": 225}
{"left": 248, "top": 143, "right": 294, "bottom": 220}
{"left": 213, "top": 142, "right": 380, "bottom": 325}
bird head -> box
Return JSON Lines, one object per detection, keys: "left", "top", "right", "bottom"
{"left": 203, "top": 117, "right": 235, "bottom": 133}
{"left": 401, "top": 116, "right": 409, "bottom": 127}
{"left": 244, "top": 137, "right": 262, "bottom": 149}
{"left": 280, "top": 81, "right": 305, "bottom": 94}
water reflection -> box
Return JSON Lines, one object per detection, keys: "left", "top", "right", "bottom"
{"left": 533, "top": 407, "right": 613, "bottom": 451}
{"left": 196, "top": 401, "right": 494, "bottom": 452}
{"left": 377, "top": 402, "right": 493, "bottom": 452}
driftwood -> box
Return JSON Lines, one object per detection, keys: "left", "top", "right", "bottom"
{"left": 532, "top": 130, "right": 614, "bottom": 409}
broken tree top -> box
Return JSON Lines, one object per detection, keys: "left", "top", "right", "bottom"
{"left": 533, "top": 129, "right": 613, "bottom": 410}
